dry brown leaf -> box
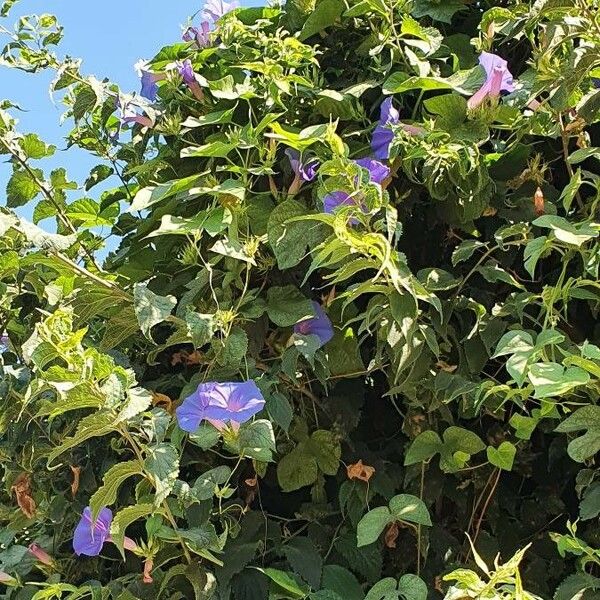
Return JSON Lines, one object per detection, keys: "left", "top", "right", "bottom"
{"left": 11, "top": 473, "right": 36, "bottom": 518}
{"left": 384, "top": 521, "right": 399, "bottom": 548}
{"left": 436, "top": 361, "right": 457, "bottom": 373}
{"left": 171, "top": 349, "right": 203, "bottom": 366}
{"left": 70, "top": 465, "right": 81, "bottom": 498}
{"left": 534, "top": 187, "right": 545, "bottom": 216}
{"left": 346, "top": 459, "right": 375, "bottom": 483}
{"left": 152, "top": 392, "right": 173, "bottom": 413}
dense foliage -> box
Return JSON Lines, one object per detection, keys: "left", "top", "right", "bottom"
{"left": 0, "top": 0, "right": 600, "bottom": 598}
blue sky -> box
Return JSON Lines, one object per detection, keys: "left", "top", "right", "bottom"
{"left": 0, "top": 0, "right": 215, "bottom": 211}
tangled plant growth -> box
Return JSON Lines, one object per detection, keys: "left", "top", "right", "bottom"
{"left": 0, "top": 0, "right": 600, "bottom": 597}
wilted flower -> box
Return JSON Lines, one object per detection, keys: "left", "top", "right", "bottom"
{"left": 143, "top": 558, "right": 154, "bottom": 584}
{"left": 293, "top": 301, "right": 334, "bottom": 347}
{"left": 286, "top": 148, "right": 318, "bottom": 195}
{"left": 176, "top": 381, "right": 265, "bottom": 432}
{"left": 176, "top": 59, "right": 204, "bottom": 101}
{"left": 183, "top": 21, "right": 211, "bottom": 47}
{"left": 0, "top": 571, "right": 16, "bottom": 586}
{"left": 73, "top": 507, "right": 112, "bottom": 557}
{"left": 286, "top": 148, "right": 318, "bottom": 182}
{"left": 346, "top": 459, "right": 375, "bottom": 482}
{"left": 467, "top": 52, "right": 515, "bottom": 109}
{"left": 28, "top": 544, "right": 53, "bottom": 566}
{"left": 201, "top": 0, "right": 240, "bottom": 21}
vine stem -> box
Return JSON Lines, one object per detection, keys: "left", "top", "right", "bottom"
{"left": 558, "top": 112, "right": 584, "bottom": 212}
{"left": 471, "top": 468, "right": 501, "bottom": 552}
{"left": 119, "top": 426, "right": 193, "bottom": 565}
{"left": 0, "top": 136, "right": 103, "bottom": 271}
{"left": 416, "top": 460, "right": 425, "bottom": 576}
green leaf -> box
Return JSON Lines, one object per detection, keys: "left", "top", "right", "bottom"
{"left": 47, "top": 412, "right": 115, "bottom": 467}
{"left": 66, "top": 197, "right": 118, "bottom": 227}
{"left": 321, "top": 566, "right": 363, "bottom": 600}
{"left": 129, "top": 174, "right": 203, "bottom": 211}
{"left": 397, "top": 574, "right": 428, "bottom": 600}
{"left": 412, "top": 0, "right": 466, "bottom": 23}
{"left": 404, "top": 430, "right": 442, "bottom": 465}
{"left": 257, "top": 568, "right": 310, "bottom": 599}
{"left": 555, "top": 405, "right": 600, "bottom": 462}
{"left": 266, "top": 392, "right": 294, "bottom": 432}
{"left": 357, "top": 506, "right": 392, "bottom": 547}
{"left": 266, "top": 285, "right": 314, "bottom": 327}
{"left": 235, "top": 419, "right": 276, "bottom": 461}
{"left": 299, "top": 0, "right": 344, "bottom": 40}
{"left": 147, "top": 208, "right": 230, "bottom": 238}
{"left": 568, "top": 147, "right": 600, "bottom": 164}
{"left": 218, "top": 327, "right": 248, "bottom": 367}
{"left": 307, "top": 429, "right": 341, "bottom": 475}
{"left": 191, "top": 466, "right": 232, "bottom": 501}
{"left": 528, "top": 362, "right": 590, "bottom": 399}
{"left": 283, "top": 537, "right": 323, "bottom": 589}
{"left": 325, "top": 327, "right": 365, "bottom": 377}
{"left": 89, "top": 460, "right": 142, "bottom": 520}
{"left": 524, "top": 236, "right": 550, "bottom": 278}
{"left": 509, "top": 414, "right": 538, "bottom": 441}
{"left": 451, "top": 240, "right": 485, "bottom": 266}
{"left": 85, "top": 165, "right": 114, "bottom": 190}
{"left": 189, "top": 422, "right": 221, "bottom": 449}
{"left": 477, "top": 264, "right": 524, "bottom": 289}
{"left": 579, "top": 482, "right": 600, "bottom": 521}
{"left": 533, "top": 215, "right": 598, "bottom": 247}
{"left": 20, "top": 133, "right": 55, "bottom": 159}
{"left": 133, "top": 282, "right": 177, "bottom": 339}
{"left": 180, "top": 141, "right": 235, "bottom": 159}
{"left": 492, "top": 330, "right": 534, "bottom": 358}
{"left": 186, "top": 310, "right": 216, "bottom": 348}
{"left": 277, "top": 445, "right": 319, "bottom": 492}
{"left": 145, "top": 443, "right": 180, "bottom": 504}
{"left": 6, "top": 169, "right": 41, "bottom": 207}
{"left": 268, "top": 199, "right": 321, "bottom": 269}
{"left": 110, "top": 503, "right": 157, "bottom": 555}
{"left": 486, "top": 441, "right": 516, "bottom": 471}
{"left": 389, "top": 494, "right": 431, "bottom": 526}
{"left": 210, "top": 238, "right": 257, "bottom": 265}
{"left": 181, "top": 107, "right": 236, "bottom": 128}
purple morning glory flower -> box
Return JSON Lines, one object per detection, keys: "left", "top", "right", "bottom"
{"left": 322, "top": 158, "right": 389, "bottom": 221}
{"left": 177, "top": 59, "right": 196, "bottom": 86}
{"left": 293, "top": 302, "right": 334, "bottom": 347}
{"left": 355, "top": 158, "right": 390, "bottom": 184}
{"left": 176, "top": 381, "right": 265, "bottom": 433}
{"left": 593, "top": 78, "right": 600, "bottom": 89}
{"left": 323, "top": 190, "right": 356, "bottom": 217}
{"left": 73, "top": 507, "right": 112, "bottom": 557}
{"left": 117, "top": 99, "right": 154, "bottom": 129}
{"left": 372, "top": 98, "right": 400, "bottom": 160}
{"left": 201, "top": 0, "right": 240, "bottom": 21}
{"left": 286, "top": 148, "right": 318, "bottom": 182}
{"left": 468, "top": 52, "right": 515, "bottom": 109}
{"left": 176, "top": 60, "right": 204, "bottom": 101}
{"left": 183, "top": 21, "right": 211, "bottom": 46}
{"left": 134, "top": 61, "right": 164, "bottom": 102}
